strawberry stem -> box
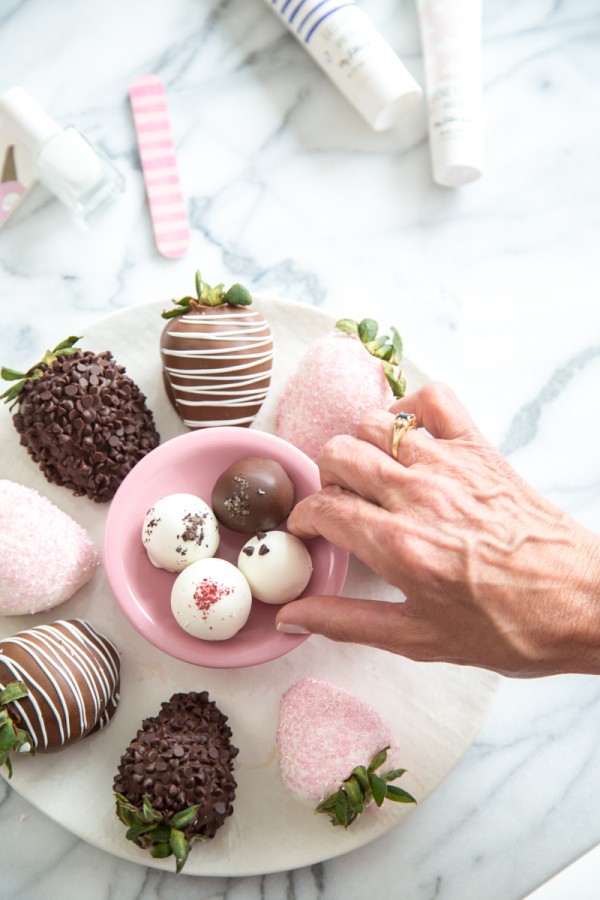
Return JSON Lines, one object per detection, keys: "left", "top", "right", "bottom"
{"left": 114, "top": 792, "right": 204, "bottom": 874}
{"left": 314, "top": 746, "right": 416, "bottom": 828}
{"left": 161, "top": 269, "right": 253, "bottom": 319}
{"left": 0, "top": 681, "right": 35, "bottom": 776}
{"left": 1, "top": 337, "right": 82, "bottom": 410}
{"left": 336, "top": 318, "right": 406, "bottom": 398}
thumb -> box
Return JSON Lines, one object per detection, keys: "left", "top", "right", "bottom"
{"left": 275, "top": 594, "right": 423, "bottom": 656}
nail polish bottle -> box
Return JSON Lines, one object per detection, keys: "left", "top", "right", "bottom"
{"left": 0, "top": 87, "right": 124, "bottom": 217}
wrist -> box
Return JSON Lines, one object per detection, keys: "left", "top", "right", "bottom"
{"left": 544, "top": 522, "right": 600, "bottom": 675}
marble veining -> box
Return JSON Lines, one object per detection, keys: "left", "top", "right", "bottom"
{"left": 1, "top": 0, "right": 600, "bottom": 897}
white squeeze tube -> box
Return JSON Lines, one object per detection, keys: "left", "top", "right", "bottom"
{"left": 416, "top": 0, "right": 484, "bottom": 187}
{"left": 265, "top": 0, "right": 422, "bottom": 131}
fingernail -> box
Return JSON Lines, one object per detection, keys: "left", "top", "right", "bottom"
{"left": 276, "top": 622, "right": 310, "bottom": 635}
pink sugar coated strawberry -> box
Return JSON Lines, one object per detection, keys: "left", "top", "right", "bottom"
{"left": 0, "top": 479, "right": 99, "bottom": 615}
{"left": 275, "top": 319, "right": 406, "bottom": 462}
{"left": 276, "top": 677, "right": 416, "bottom": 827}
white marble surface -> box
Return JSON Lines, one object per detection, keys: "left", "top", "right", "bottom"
{"left": 0, "top": 0, "right": 599, "bottom": 898}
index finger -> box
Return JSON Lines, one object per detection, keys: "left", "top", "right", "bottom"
{"left": 390, "top": 382, "right": 483, "bottom": 441}
{"left": 287, "top": 484, "right": 408, "bottom": 587}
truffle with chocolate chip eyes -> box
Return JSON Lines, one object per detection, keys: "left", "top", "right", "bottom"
{"left": 237, "top": 531, "right": 313, "bottom": 604}
{"left": 211, "top": 457, "right": 295, "bottom": 533}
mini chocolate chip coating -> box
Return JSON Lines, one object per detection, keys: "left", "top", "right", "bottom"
{"left": 12, "top": 350, "right": 159, "bottom": 502}
{"left": 113, "top": 691, "right": 237, "bottom": 844}
{"left": 211, "top": 456, "right": 295, "bottom": 533}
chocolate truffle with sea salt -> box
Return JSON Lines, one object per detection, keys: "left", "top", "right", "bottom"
{"left": 211, "top": 456, "right": 295, "bottom": 533}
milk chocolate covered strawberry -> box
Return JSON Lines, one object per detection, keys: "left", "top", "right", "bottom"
{"left": 160, "top": 271, "right": 273, "bottom": 429}
{"left": 1, "top": 337, "right": 159, "bottom": 502}
{"left": 0, "top": 619, "right": 120, "bottom": 775}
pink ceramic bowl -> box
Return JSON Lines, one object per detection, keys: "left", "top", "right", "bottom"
{"left": 103, "top": 427, "right": 348, "bottom": 668}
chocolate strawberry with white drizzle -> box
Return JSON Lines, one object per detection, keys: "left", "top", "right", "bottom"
{"left": 160, "top": 270, "right": 273, "bottom": 429}
{"left": 0, "top": 619, "right": 121, "bottom": 775}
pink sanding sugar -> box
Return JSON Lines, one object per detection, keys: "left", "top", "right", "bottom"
{"left": 276, "top": 676, "right": 400, "bottom": 805}
{"left": 275, "top": 332, "right": 394, "bottom": 462}
{"left": 0, "top": 480, "right": 100, "bottom": 615}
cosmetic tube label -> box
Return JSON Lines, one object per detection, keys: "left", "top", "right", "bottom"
{"left": 267, "top": 0, "right": 421, "bottom": 130}
{"left": 129, "top": 74, "right": 190, "bottom": 258}
{"left": 426, "top": 78, "right": 483, "bottom": 186}
{"left": 416, "top": 0, "right": 483, "bottom": 185}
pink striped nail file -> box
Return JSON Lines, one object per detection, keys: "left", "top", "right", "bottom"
{"left": 129, "top": 74, "right": 190, "bottom": 259}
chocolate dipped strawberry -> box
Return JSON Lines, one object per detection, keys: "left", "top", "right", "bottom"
{"left": 113, "top": 691, "right": 238, "bottom": 873}
{"left": 1, "top": 337, "right": 160, "bottom": 502}
{"left": 0, "top": 619, "right": 121, "bottom": 775}
{"left": 160, "top": 271, "right": 273, "bottom": 429}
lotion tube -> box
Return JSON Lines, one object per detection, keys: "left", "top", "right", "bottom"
{"left": 416, "top": 0, "right": 484, "bottom": 187}
{"left": 266, "top": 0, "right": 422, "bottom": 131}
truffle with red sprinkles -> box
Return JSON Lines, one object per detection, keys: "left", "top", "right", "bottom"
{"left": 0, "top": 480, "right": 99, "bottom": 616}
{"left": 170, "top": 557, "right": 252, "bottom": 640}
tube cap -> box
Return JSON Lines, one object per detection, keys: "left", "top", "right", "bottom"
{"left": 430, "top": 131, "right": 484, "bottom": 187}
{"left": 0, "top": 87, "right": 61, "bottom": 153}
{"left": 426, "top": 81, "right": 484, "bottom": 187}
{"left": 353, "top": 60, "right": 422, "bottom": 132}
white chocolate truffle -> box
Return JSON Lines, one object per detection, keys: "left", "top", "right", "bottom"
{"left": 142, "top": 493, "right": 220, "bottom": 572}
{"left": 237, "top": 531, "right": 313, "bottom": 604}
{"left": 170, "top": 557, "right": 252, "bottom": 640}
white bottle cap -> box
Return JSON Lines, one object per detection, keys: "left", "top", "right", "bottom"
{"left": 0, "top": 87, "right": 62, "bottom": 153}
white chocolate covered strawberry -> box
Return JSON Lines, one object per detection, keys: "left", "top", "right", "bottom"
{"left": 0, "top": 480, "right": 99, "bottom": 616}
{"left": 276, "top": 677, "right": 416, "bottom": 827}
{"left": 276, "top": 319, "right": 406, "bottom": 461}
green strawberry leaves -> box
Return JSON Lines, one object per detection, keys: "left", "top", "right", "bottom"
{"left": 1, "top": 336, "right": 82, "bottom": 410}
{"left": 315, "top": 746, "right": 416, "bottom": 828}
{"left": 162, "top": 269, "right": 253, "bottom": 319}
{"left": 0, "top": 681, "right": 35, "bottom": 777}
{"left": 114, "top": 792, "right": 203, "bottom": 874}
{"left": 336, "top": 318, "right": 407, "bottom": 398}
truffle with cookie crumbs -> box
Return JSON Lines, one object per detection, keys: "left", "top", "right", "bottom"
{"left": 142, "top": 493, "right": 220, "bottom": 572}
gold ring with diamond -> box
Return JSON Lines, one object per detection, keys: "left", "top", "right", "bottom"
{"left": 391, "top": 412, "right": 417, "bottom": 460}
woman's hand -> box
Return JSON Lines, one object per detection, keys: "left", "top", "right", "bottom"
{"left": 276, "top": 383, "right": 600, "bottom": 677}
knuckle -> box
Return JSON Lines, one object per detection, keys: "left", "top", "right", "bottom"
{"left": 421, "top": 381, "right": 455, "bottom": 411}
{"left": 316, "top": 433, "right": 354, "bottom": 467}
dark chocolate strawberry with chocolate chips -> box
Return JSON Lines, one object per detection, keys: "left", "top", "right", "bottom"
{"left": 1, "top": 337, "right": 159, "bottom": 502}
{"left": 113, "top": 691, "right": 238, "bottom": 873}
